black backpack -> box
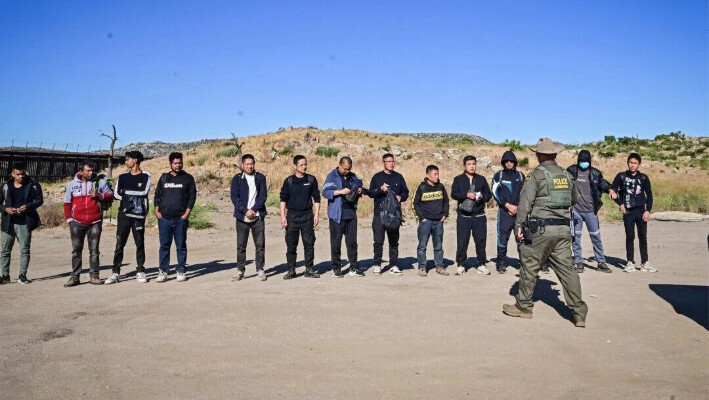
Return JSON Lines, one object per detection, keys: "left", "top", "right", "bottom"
{"left": 380, "top": 190, "right": 402, "bottom": 230}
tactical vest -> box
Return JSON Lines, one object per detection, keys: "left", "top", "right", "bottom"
{"left": 530, "top": 165, "right": 573, "bottom": 217}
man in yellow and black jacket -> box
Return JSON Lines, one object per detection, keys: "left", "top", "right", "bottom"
{"left": 413, "top": 165, "right": 449, "bottom": 277}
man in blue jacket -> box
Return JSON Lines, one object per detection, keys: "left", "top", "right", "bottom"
{"left": 230, "top": 154, "right": 268, "bottom": 281}
{"left": 491, "top": 151, "right": 524, "bottom": 274}
{"left": 0, "top": 162, "right": 43, "bottom": 284}
{"left": 322, "top": 156, "right": 364, "bottom": 277}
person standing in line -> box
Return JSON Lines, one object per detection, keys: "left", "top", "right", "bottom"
{"left": 611, "top": 153, "right": 656, "bottom": 273}
{"left": 566, "top": 150, "right": 617, "bottom": 274}
{"left": 367, "top": 153, "right": 409, "bottom": 276}
{"left": 0, "top": 162, "right": 43, "bottom": 285}
{"left": 279, "top": 155, "right": 321, "bottom": 279}
{"left": 322, "top": 156, "right": 365, "bottom": 277}
{"left": 491, "top": 151, "right": 524, "bottom": 274}
{"left": 231, "top": 154, "right": 268, "bottom": 282}
{"left": 502, "top": 138, "right": 587, "bottom": 327}
{"left": 63, "top": 160, "right": 114, "bottom": 287}
{"left": 451, "top": 155, "right": 492, "bottom": 275}
{"left": 106, "top": 151, "right": 151, "bottom": 284}
{"left": 153, "top": 152, "right": 196, "bottom": 283}
{"left": 413, "top": 165, "right": 449, "bottom": 277}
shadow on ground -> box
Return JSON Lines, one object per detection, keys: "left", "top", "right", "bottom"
{"left": 509, "top": 279, "right": 574, "bottom": 322}
{"left": 649, "top": 284, "right": 708, "bottom": 330}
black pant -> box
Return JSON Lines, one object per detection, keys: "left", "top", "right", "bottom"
{"left": 456, "top": 214, "right": 487, "bottom": 267}
{"left": 496, "top": 210, "right": 519, "bottom": 268}
{"left": 330, "top": 217, "right": 358, "bottom": 270}
{"left": 285, "top": 214, "right": 316, "bottom": 270}
{"left": 236, "top": 218, "right": 265, "bottom": 272}
{"left": 623, "top": 207, "right": 648, "bottom": 263}
{"left": 70, "top": 221, "right": 102, "bottom": 277}
{"left": 112, "top": 213, "right": 146, "bottom": 273}
{"left": 372, "top": 214, "right": 400, "bottom": 267}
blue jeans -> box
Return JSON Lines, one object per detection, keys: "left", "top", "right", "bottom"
{"left": 416, "top": 219, "right": 444, "bottom": 268}
{"left": 158, "top": 217, "right": 188, "bottom": 273}
{"left": 572, "top": 210, "right": 606, "bottom": 264}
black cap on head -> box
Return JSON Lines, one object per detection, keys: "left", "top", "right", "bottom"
{"left": 577, "top": 150, "right": 592, "bottom": 163}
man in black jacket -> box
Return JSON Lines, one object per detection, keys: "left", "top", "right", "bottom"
{"left": 153, "top": 152, "right": 197, "bottom": 283}
{"left": 566, "top": 150, "right": 616, "bottom": 274}
{"left": 612, "top": 153, "right": 656, "bottom": 273}
{"left": 367, "top": 153, "right": 409, "bottom": 276}
{"left": 230, "top": 154, "right": 268, "bottom": 282}
{"left": 451, "top": 155, "right": 492, "bottom": 275}
{"left": 413, "top": 165, "right": 449, "bottom": 277}
{"left": 0, "top": 162, "right": 43, "bottom": 284}
{"left": 107, "top": 151, "right": 151, "bottom": 284}
{"left": 491, "top": 151, "right": 524, "bottom": 274}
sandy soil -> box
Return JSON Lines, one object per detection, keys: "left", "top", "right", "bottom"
{"left": 0, "top": 207, "right": 707, "bottom": 399}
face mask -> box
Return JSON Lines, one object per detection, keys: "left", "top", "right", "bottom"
{"left": 579, "top": 162, "right": 590, "bottom": 169}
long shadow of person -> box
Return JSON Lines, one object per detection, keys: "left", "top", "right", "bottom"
{"left": 509, "top": 279, "right": 575, "bottom": 322}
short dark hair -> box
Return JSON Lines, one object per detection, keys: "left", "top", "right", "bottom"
{"left": 80, "top": 160, "right": 96, "bottom": 171}
{"left": 11, "top": 161, "right": 27, "bottom": 171}
{"left": 241, "top": 153, "right": 255, "bottom": 163}
{"left": 125, "top": 151, "right": 144, "bottom": 163}
{"left": 169, "top": 152, "right": 183, "bottom": 163}
{"left": 293, "top": 155, "right": 306, "bottom": 165}
{"left": 628, "top": 153, "right": 642, "bottom": 163}
{"left": 426, "top": 165, "right": 439, "bottom": 174}
{"left": 382, "top": 153, "right": 394, "bottom": 161}
{"left": 339, "top": 156, "right": 353, "bottom": 166}
{"left": 463, "top": 155, "right": 477, "bottom": 164}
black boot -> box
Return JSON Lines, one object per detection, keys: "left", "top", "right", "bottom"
{"left": 283, "top": 269, "right": 296, "bottom": 280}
{"left": 304, "top": 268, "right": 320, "bottom": 278}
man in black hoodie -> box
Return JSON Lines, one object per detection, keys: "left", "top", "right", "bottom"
{"left": 451, "top": 155, "right": 492, "bottom": 275}
{"left": 413, "top": 165, "right": 449, "bottom": 277}
{"left": 491, "top": 151, "right": 524, "bottom": 274}
{"left": 567, "top": 150, "right": 616, "bottom": 273}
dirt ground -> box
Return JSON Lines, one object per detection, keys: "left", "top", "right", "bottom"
{"left": 0, "top": 207, "right": 707, "bottom": 399}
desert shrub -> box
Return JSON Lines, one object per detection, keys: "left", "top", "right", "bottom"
{"left": 315, "top": 147, "right": 339, "bottom": 157}
{"left": 216, "top": 147, "right": 240, "bottom": 158}
{"left": 37, "top": 203, "right": 64, "bottom": 229}
{"left": 518, "top": 157, "right": 529, "bottom": 167}
{"left": 188, "top": 203, "right": 214, "bottom": 229}
{"left": 196, "top": 172, "right": 218, "bottom": 183}
{"left": 652, "top": 181, "right": 709, "bottom": 213}
{"left": 403, "top": 153, "right": 413, "bottom": 160}
{"left": 195, "top": 155, "right": 209, "bottom": 166}
{"left": 599, "top": 149, "right": 616, "bottom": 158}
{"left": 501, "top": 139, "right": 524, "bottom": 152}
{"left": 266, "top": 192, "right": 281, "bottom": 208}
{"left": 604, "top": 135, "right": 616, "bottom": 144}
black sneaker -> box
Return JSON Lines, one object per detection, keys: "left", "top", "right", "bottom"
{"left": 496, "top": 265, "right": 507, "bottom": 274}
{"left": 283, "top": 269, "right": 296, "bottom": 280}
{"left": 0, "top": 275, "right": 9, "bottom": 285}
{"left": 303, "top": 269, "right": 320, "bottom": 278}
{"left": 18, "top": 274, "right": 31, "bottom": 284}
{"left": 596, "top": 263, "right": 612, "bottom": 273}
{"left": 575, "top": 263, "right": 585, "bottom": 273}
{"left": 332, "top": 268, "right": 344, "bottom": 278}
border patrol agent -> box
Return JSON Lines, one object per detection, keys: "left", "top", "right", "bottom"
{"left": 502, "top": 138, "right": 588, "bottom": 327}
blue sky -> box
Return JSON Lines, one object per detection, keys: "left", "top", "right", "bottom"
{"left": 1, "top": 0, "right": 707, "bottom": 150}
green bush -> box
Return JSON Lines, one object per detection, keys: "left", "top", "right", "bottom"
{"left": 315, "top": 146, "right": 339, "bottom": 157}
{"left": 518, "top": 157, "right": 529, "bottom": 167}
{"left": 216, "top": 147, "right": 240, "bottom": 158}
{"left": 277, "top": 147, "right": 293, "bottom": 156}
{"left": 500, "top": 139, "right": 524, "bottom": 152}
{"left": 188, "top": 203, "right": 214, "bottom": 229}
{"left": 196, "top": 155, "right": 208, "bottom": 166}
{"left": 266, "top": 192, "right": 281, "bottom": 208}
{"left": 599, "top": 149, "right": 616, "bottom": 158}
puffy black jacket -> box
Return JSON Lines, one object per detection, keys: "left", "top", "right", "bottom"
{"left": 0, "top": 177, "right": 44, "bottom": 232}
{"left": 566, "top": 165, "right": 611, "bottom": 214}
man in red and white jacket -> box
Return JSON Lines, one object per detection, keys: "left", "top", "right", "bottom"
{"left": 63, "top": 160, "right": 114, "bottom": 287}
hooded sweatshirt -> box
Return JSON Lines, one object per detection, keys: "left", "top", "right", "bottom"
{"left": 491, "top": 151, "right": 524, "bottom": 208}
{"left": 566, "top": 150, "right": 612, "bottom": 214}
{"left": 413, "top": 179, "right": 449, "bottom": 221}
{"left": 63, "top": 173, "right": 114, "bottom": 225}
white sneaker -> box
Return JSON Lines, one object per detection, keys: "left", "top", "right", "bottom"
{"left": 455, "top": 266, "right": 466, "bottom": 275}
{"left": 155, "top": 271, "right": 168, "bottom": 282}
{"left": 258, "top": 270, "right": 267, "bottom": 281}
{"left": 176, "top": 272, "right": 187, "bottom": 282}
{"left": 136, "top": 272, "right": 148, "bottom": 283}
{"left": 104, "top": 273, "right": 120, "bottom": 285}
{"left": 639, "top": 262, "right": 658, "bottom": 273}
{"left": 476, "top": 265, "right": 491, "bottom": 275}
{"left": 373, "top": 265, "right": 382, "bottom": 276}
{"left": 388, "top": 266, "right": 402, "bottom": 275}
{"left": 623, "top": 261, "right": 636, "bottom": 273}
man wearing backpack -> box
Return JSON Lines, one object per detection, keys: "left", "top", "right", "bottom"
{"left": 153, "top": 152, "right": 197, "bottom": 283}
{"left": 451, "top": 155, "right": 492, "bottom": 276}
{"left": 0, "top": 162, "right": 43, "bottom": 285}
{"left": 567, "top": 150, "right": 616, "bottom": 274}
{"left": 63, "top": 160, "right": 114, "bottom": 287}
{"left": 491, "top": 151, "right": 524, "bottom": 274}
{"left": 367, "top": 153, "right": 409, "bottom": 276}
{"left": 279, "top": 155, "right": 321, "bottom": 279}
{"left": 322, "top": 156, "right": 365, "bottom": 277}
{"left": 231, "top": 154, "right": 268, "bottom": 282}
